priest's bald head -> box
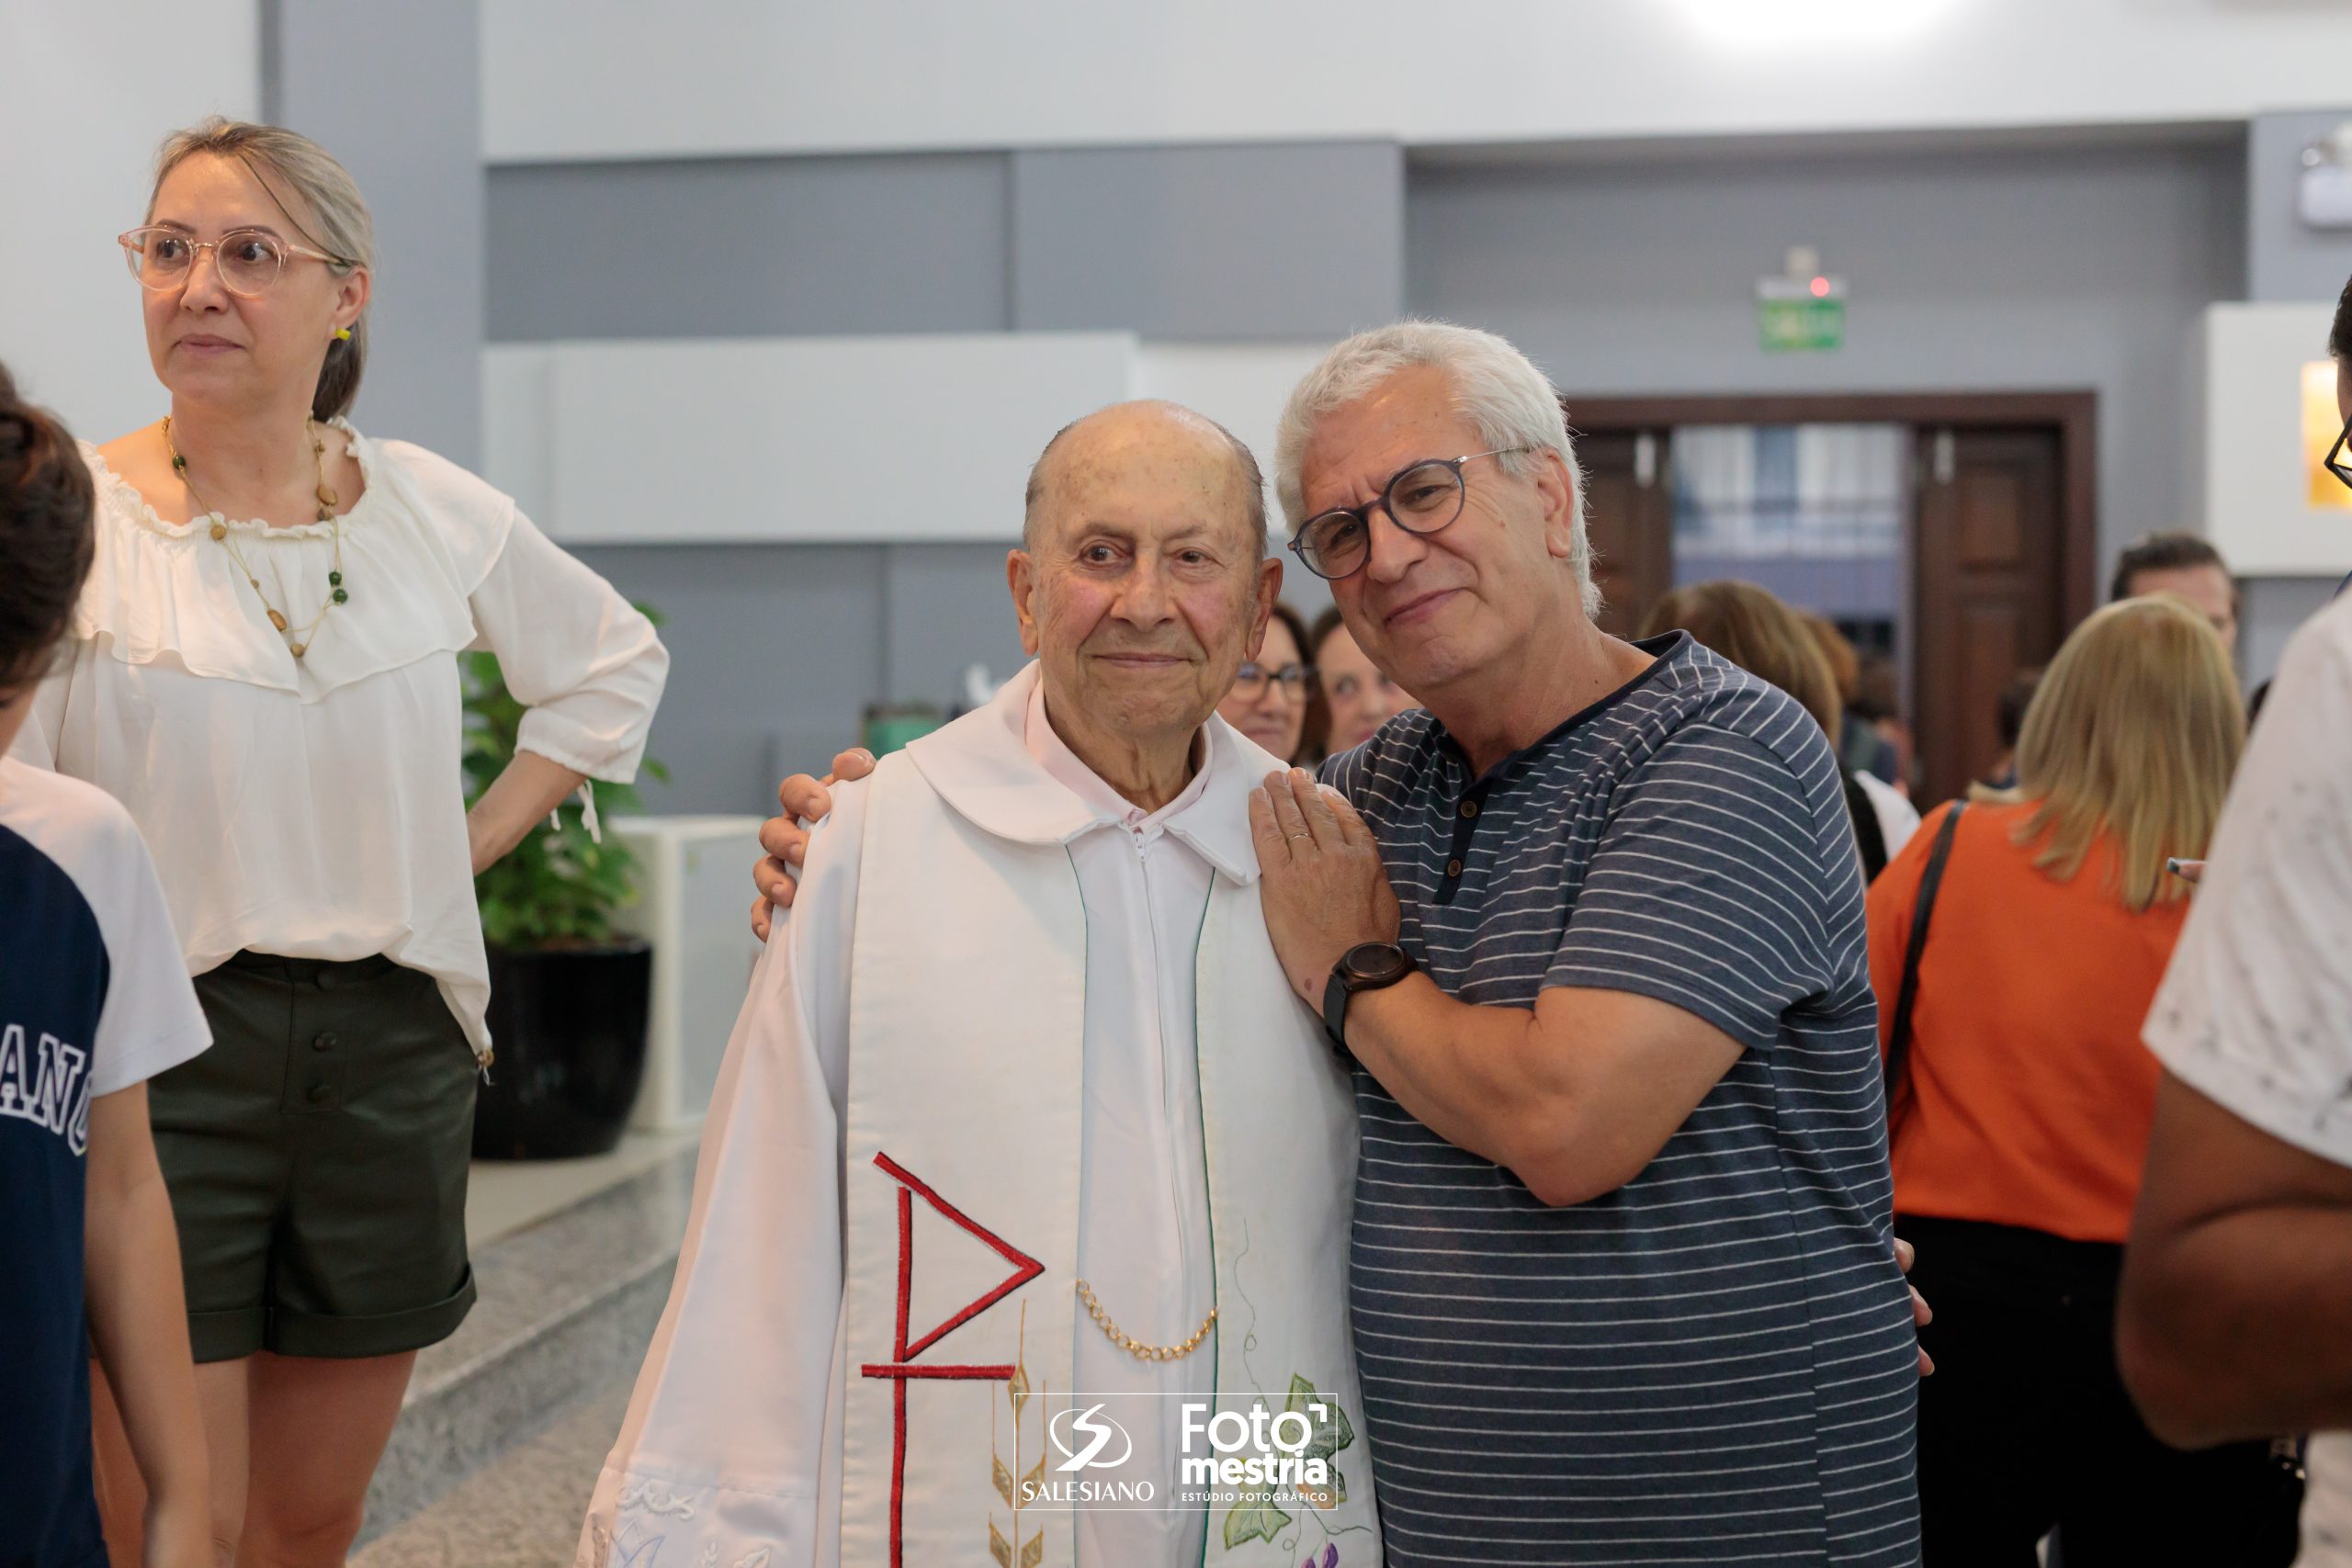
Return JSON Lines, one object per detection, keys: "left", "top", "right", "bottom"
{"left": 1007, "top": 401, "right": 1283, "bottom": 786}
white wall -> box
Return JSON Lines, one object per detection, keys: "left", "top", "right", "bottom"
{"left": 484, "top": 0, "right": 2352, "bottom": 163}
{"left": 483, "top": 334, "right": 1334, "bottom": 545}
{"left": 0, "top": 2, "right": 260, "bottom": 440}
{"left": 484, "top": 333, "right": 1133, "bottom": 543}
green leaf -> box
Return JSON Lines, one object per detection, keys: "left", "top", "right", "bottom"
{"left": 1222, "top": 1488, "right": 1292, "bottom": 1549}
{"left": 1284, "top": 1376, "right": 1355, "bottom": 1461}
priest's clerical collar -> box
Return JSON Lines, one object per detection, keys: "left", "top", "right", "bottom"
{"left": 1024, "top": 679, "right": 1211, "bottom": 838}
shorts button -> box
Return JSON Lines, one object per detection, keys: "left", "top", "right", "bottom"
{"left": 315, "top": 969, "right": 339, "bottom": 992}
{"left": 312, "top": 1032, "right": 337, "bottom": 1053}
{"left": 307, "top": 1082, "right": 331, "bottom": 1102}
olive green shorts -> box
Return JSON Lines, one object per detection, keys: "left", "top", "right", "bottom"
{"left": 152, "top": 953, "right": 479, "bottom": 1362}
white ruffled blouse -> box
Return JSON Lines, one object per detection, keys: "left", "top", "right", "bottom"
{"left": 9, "top": 422, "right": 669, "bottom": 1061}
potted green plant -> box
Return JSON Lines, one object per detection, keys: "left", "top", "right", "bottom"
{"left": 461, "top": 631, "right": 669, "bottom": 1159}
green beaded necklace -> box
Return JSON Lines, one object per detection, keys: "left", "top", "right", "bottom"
{"left": 164, "top": 414, "right": 351, "bottom": 660}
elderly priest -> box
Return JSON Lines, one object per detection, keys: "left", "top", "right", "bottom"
{"left": 579, "top": 402, "right": 1380, "bottom": 1568}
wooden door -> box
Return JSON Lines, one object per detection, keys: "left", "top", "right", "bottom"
{"left": 1577, "top": 428, "right": 1674, "bottom": 638}
{"left": 1911, "top": 426, "right": 2064, "bottom": 807}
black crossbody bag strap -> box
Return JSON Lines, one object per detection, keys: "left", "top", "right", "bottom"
{"left": 1884, "top": 800, "right": 1967, "bottom": 1132}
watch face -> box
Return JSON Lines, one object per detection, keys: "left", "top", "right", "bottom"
{"left": 1344, "top": 942, "right": 1410, "bottom": 984}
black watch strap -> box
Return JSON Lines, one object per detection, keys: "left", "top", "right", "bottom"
{"left": 1322, "top": 942, "right": 1416, "bottom": 1048}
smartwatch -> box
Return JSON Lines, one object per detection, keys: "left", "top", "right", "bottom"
{"left": 1323, "top": 942, "right": 1417, "bottom": 1047}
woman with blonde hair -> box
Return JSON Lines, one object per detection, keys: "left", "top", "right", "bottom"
{"left": 13, "top": 118, "right": 668, "bottom": 1562}
{"left": 1868, "top": 593, "right": 2271, "bottom": 1563}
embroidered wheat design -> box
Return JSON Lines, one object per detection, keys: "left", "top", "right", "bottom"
{"left": 989, "top": 1303, "right": 1045, "bottom": 1568}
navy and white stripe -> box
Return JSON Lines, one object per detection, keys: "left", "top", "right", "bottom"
{"left": 1323, "top": 632, "right": 1919, "bottom": 1567}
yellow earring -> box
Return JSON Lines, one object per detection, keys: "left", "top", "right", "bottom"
{"left": 334, "top": 326, "right": 353, "bottom": 342}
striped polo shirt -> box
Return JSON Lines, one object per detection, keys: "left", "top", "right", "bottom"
{"left": 1322, "top": 632, "right": 1920, "bottom": 1567}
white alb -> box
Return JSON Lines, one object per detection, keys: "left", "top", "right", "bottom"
{"left": 581, "top": 662, "right": 1378, "bottom": 1568}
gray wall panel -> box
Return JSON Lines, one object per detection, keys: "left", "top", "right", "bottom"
{"left": 1408, "top": 142, "right": 2245, "bottom": 584}
{"left": 2243, "top": 576, "right": 2340, "bottom": 690}
{"left": 568, "top": 541, "right": 1040, "bottom": 814}
{"left": 568, "top": 544, "right": 888, "bottom": 814}
{"left": 487, "top": 153, "right": 1011, "bottom": 341}
{"left": 2247, "top": 109, "right": 2352, "bottom": 305}
{"left": 883, "top": 542, "right": 1031, "bottom": 705}
{"left": 1011, "top": 141, "right": 1403, "bottom": 340}
{"left": 267, "top": 0, "right": 483, "bottom": 465}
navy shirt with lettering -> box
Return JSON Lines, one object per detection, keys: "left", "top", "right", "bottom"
{"left": 1, "top": 758, "right": 209, "bottom": 1568}
{"left": 1323, "top": 633, "right": 1920, "bottom": 1567}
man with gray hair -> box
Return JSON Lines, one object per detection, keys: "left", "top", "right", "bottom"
{"left": 597, "top": 402, "right": 1379, "bottom": 1568}
{"left": 754, "top": 329, "right": 1922, "bottom": 1565}
{"left": 1247, "top": 321, "right": 1920, "bottom": 1565}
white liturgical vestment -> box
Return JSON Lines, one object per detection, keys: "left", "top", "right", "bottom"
{"left": 1023, "top": 674, "right": 1219, "bottom": 1568}
{"left": 580, "top": 662, "right": 1381, "bottom": 1568}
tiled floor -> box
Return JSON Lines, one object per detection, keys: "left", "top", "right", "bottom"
{"left": 352, "top": 1378, "right": 634, "bottom": 1568}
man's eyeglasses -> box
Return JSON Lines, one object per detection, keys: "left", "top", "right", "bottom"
{"left": 1288, "top": 448, "right": 1533, "bottom": 581}
{"left": 119, "top": 227, "right": 353, "bottom": 299}
{"left": 2327, "top": 413, "right": 2352, "bottom": 495}
{"left": 1231, "top": 661, "right": 1313, "bottom": 700}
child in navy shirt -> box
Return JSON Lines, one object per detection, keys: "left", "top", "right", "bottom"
{"left": 0, "top": 366, "right": 212, "bottom": 1567}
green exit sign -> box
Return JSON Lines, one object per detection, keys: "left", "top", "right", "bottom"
{"left": 1757, "top": 271, "right": 1848, "bottom": 352}
{"left": 1759, "top": 296, "right": 1845, "bottom": 352}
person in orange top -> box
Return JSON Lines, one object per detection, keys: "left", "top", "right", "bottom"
{"left": 1867, "top": 592, "right": 2268, "bottom": 1565}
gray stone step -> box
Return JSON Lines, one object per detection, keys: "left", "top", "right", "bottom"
{"left": 356, "top": 1148, "right": 694, "bottom": 1549}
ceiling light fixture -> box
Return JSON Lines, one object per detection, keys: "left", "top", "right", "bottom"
{"left": 1668, "top": 0, "right": 1961, "bottom": 48}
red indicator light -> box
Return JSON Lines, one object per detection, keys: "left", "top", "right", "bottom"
{"left": 1809, "top": 276, "right": 1830, "bottom": 299}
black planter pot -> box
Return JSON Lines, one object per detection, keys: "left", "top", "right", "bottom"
{"left": 473, "top": 941, "right": 653, "bottom": 1160}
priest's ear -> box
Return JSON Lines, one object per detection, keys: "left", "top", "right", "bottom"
{"left": 1247, "top": 550, "right": 1283, "bottom": 652}
{"left": 1006, "top": 547, "right": 1044, "bottom": 657}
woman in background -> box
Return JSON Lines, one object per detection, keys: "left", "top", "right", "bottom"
{"left": 1216, "top": 600, "right": 1320, "bottom": 763}
{"left": 1869, "top": 595, "right": 2268, "bottom": 1564}
{"left": 1310, "top": 603, "right": 1416, "bottom": 755}
{"left": 17, "top": 118, "right": 668, "bottom": 1564}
